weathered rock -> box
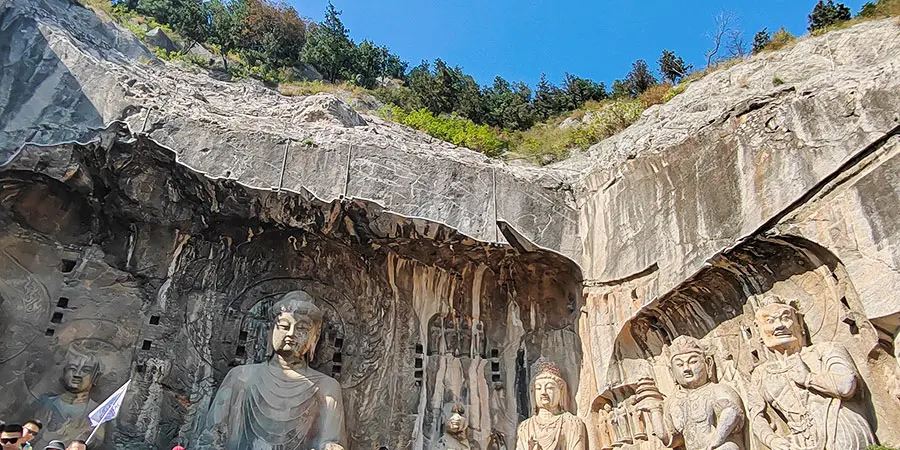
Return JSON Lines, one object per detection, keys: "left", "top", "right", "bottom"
{"left": 294, "top": 93, "right": 366, "bottom": 127}
{"left": 145, "top": 27, "right": 178, "bottom": 53}
{"left": 4, "top": 0, "right": 900, "bottom": 447}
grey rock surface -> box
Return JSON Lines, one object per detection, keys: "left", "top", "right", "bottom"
{"left": 145, "top": 27, "right": 178, "bottom": 53}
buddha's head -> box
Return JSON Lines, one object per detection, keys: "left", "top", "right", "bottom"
{"left": 270, "top": 291, "right": 324, "bottom": 363}
{"left": 668, "top": 335, "right": 712, "bottom": 389}
{"left": 61, "top": 346, "right": 100, "bottom": 396}
{"left": 755, "top": 295, "right": 805, "bottom": 355}
{"left": 530, "top": 358, "right": 569, "bottom": 414}
{"left": 443, "top": 403, "right": 468, "bottom": 437}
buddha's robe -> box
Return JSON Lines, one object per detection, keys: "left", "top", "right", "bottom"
{"left": 197, "top": 362, "right": 346, "bottom": 450}
{"left": 515, "top": 412, "right": 586, "bottom": 450}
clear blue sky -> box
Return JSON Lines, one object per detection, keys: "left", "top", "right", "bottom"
{"left": 290, "top": 0, "right": 868, "bottom": 87}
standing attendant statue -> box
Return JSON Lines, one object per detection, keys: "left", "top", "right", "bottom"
{"left": 515, "top": 358, "right": 587, "bottom": 450}
{"left": 636, "top": 335, "right": 745, "bottom": 450}
{"left": 196, "top": 291, "right": 346, "bottom": 450}
{"left": 747, "top": 296, "right": 875, "bottom": 450}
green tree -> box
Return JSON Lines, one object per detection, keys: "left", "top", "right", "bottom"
{"left": 626, "top": 59, "right": 657, "bottom": 97}
{"left": 858, "top": 1, "right": 879, "bottom": 16}
{"left": 352, "top": 40, "right": 387, "bottom": 88}
{"left": 808, "top": 0, "right": 852, "bottom": 31}
{"left": 752, "top": 28, "right": 771, "bottom": 53}
{"left": 208, "top": 0, "right": 245, "bottom": 68}
{"left": 483, "top": 77, "right": 535, "bottom": 130}
{"left": 240, "top": 0, "right": 306, "bottom": 68}
{"left": 383, "top": 53, "right": 408, "bottom": 80}
{"left": 302, "top": 2, "right": 354, "bottom": 82}
{"left": 532, "top": 74, "right": 566, "bottom": 120}
{"left": 610, "top": 79, "right": 630, "bottom": 99}
{"left": 562, "top": 73, "right": 607, "bottom": 109}
{"left": 658, "top": 50, "right": 691, "bottom": 84}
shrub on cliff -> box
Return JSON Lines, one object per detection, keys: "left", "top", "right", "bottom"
{"left": 809, "top": 0, "right": 852, "bottom": 31}
{"left": 377, "top": 105, "right": 507, "bottom": 157}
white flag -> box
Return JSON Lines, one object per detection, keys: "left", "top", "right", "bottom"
{"left": 88, "top": 380, "right": 131, "bottom": 427}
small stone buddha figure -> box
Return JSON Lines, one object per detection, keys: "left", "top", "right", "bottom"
{"left": 197, "top": 291, "right": 346, "bottom": 450}
{"left": 636, "top": 335, "right": 745, "bottom": 450}
{"left": 436, "top": 403, "right": 473, "bottom": 450}
{"left": 595, "top": 403, "right": 616, "bottom": 450}
{"left": 35, "top": 345, "right": 106, "bottom": 447}
{"left": 747, "top": 296, "right": 875, "bottom": 450}
{"left": 515, "top": 358, "right": 587, "bottom": 450}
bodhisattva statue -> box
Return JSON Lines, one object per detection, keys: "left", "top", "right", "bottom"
{"left": 516, "top": 358, "right": 587, "bottom": 450}
{"left": 35, "top": 346, "right": 106, "bottom": 446}
{"left": 748, "top": 296, "right": 875, "bottom": 450}
{"left": 636, "top": 335, "right": 745, "bottom": 450}
{"left": 436, "top": 403, "right": 472, "bottom": 450}
{"left": 197, "top": 291, "right": 346, "bottom": 450}
{"left": 595, "top": 403, "right": 616, "bottom": 450}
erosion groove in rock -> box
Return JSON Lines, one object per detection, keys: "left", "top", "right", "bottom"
{"left": 3, "top": 0, "right": 900, "bottom": 447}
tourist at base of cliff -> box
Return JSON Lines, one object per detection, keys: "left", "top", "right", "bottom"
{"left": 43, "top": 440, "right": 65, "bottom": 450}
{"left": 0, "top": 424, "right": 24, "bottom": 450}
{"left": 65, "top": 440, "right": 86, "bottom": 450}
{"left": 22, "top": 419, "right": 42, "bottom": 450}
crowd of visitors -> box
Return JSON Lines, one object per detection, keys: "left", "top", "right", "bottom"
{"left": 0, "top": 420, "right": 85, "bottom": 450}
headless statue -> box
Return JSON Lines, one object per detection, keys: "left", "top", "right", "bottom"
{"left": 197, "top": 291, "right": 346, "bottom": 450}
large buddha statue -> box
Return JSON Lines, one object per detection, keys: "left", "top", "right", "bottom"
{"left": 34, "top": 346, "right": 106, "bottom": 447}
{"left": 636, "top": 335, "right": 745, "bottom": 450}
{"left": 515, "top": 358, "right": 587, "bottom": 450}
{"left": 196, "top": 291, "right": 346, "bottom": 450}
{"left": 747, "top": 295, "right": 875, "bottom": 450}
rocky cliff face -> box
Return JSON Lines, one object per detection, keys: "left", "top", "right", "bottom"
{"left": 3, "top": 0, "right": 900, "bottom": 447}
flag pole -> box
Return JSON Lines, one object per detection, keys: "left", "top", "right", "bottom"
{"left": 85, "top": 424, "right": 101, "bottom": 446}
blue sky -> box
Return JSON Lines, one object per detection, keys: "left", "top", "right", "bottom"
{"left": 290, "top": 0, "right": 868, "bottom": 87}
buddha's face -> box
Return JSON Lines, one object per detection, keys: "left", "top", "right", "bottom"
{"left": 756, "top": 303, "right": 804, "bottom": 354}
{"left": 671, "top": 351, "right": 709, "bottom": 389}
{"left": 534, "top": 375, "right": 562, "bottom": 412}
{"left": 445, "top": 408, "right": 467, "bottom": 435}
{"left": 272, "top": 311, "right": 318, "bottom": 361}
{"left": 62, "top": 354, "right": 98, "bottom": 394}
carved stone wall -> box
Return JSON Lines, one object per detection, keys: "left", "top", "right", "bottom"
{"left": 0, "top": 124, "right": 583, "bottom": 449}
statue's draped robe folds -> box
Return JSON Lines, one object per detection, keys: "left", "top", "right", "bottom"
{"left": 197, "top": 363, "right": 346, "bottom": 450}
{"left": 748, "top": 342, "right": 875, "bottom": 449}
{"left": 663, "top": 383, "right": 744, "bottom": 450}
{"left": 515, "top": 412, "right": 587, "bottom": 450}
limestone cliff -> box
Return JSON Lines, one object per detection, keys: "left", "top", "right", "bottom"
{"left": 3, "top": 0, "right": 900, "bottom": 447}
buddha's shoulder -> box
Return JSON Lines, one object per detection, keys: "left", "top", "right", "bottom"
{"left": 223, "top": 362, "right": 267, "bottom": 382}
{"left": 305, "top": 369, "right": 342, "bottom": 393}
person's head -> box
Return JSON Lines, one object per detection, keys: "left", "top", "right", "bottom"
{"left": 442, "top": 403, "right": 468, "bottom": 436}
{"left": 530, "top": 358, "right": 569, "bottom": 414}
{"left": 0, "top": 424, "right": 23, "bottom": 450}
{"left": 668, "top": 335, "right": 713, "bottom": 389}
{"left": 61, "top": 346, "right": 101, "bottom": 394}
{"left": 65, "top": 440, "right": 87, "bottom": 450}
{"left": 755, "top": 295, "right": 806, "bottom": 355}
{"left": 44, "top": 440, "right": 66, "bottom": 450}
{"left": 22, "top": 419, "right": 42, "bottom": 443}
{"left": 269, "top": 291, "right": 324, "bottom": 363}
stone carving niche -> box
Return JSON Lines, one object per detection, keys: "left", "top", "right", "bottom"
{"left": 0, "top": 123, "right": 585, "bottom": 450}
{"left": 588, "top": 236, "right": 900, "bottom": 449}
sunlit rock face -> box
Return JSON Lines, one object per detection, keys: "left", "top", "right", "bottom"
{"left": 4, "top": 0, "right": 900, "bottom": 446}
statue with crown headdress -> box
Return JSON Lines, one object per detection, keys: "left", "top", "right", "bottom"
{"left": 746, "top": 295, "right": 875, "bottom": 450}
{"left": 196, "top": 291, "right": 346, "bottom": 450}
{"left": 635, "top": 335, "right": 745, "bottom": 450}
{"left": 515, "top": 358, "right": 587, "bottom": 450}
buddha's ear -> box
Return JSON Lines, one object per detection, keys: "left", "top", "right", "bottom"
{"left": 307, "top": 323, "right": 323, "bottom": 362}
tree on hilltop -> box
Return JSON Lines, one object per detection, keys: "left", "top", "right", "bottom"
{"left": 752, "top": 28, "right": 771, "bottom": 54}
{"left": 303, "top": 2, "right": 354, "bottom": 82}
{"left": 208, "top": 0, "right": 246, "bottom": 69}
{"left": 808, "top": 0, "right": 851, "bottom": 31}
{"left": 626, "top": 59, "right": 657, "bottom": 97}
{"left": 658, "top": 50, "right": 691, "bottom": 84}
